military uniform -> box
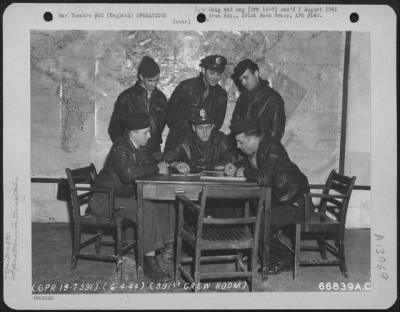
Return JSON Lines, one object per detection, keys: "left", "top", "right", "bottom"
{"left": 108, "top": 82, "right": 167, "bottom": 154}
{"left": 89, "top": 134, "right": 174, "bottom": 254}
{"left": 230, "top": 119, "right": 310, "bottom": 230}
{"left": 165, "top": 55, "right": 228, "bottom": 151}
{"left": 163, "top": 130, "right": 236, "bottom": 170}
{"left": 108, "top": 56, "right": 167, "bottom": 158}
{"left": 231, "top": 59, "right": 286, "bottom": 142}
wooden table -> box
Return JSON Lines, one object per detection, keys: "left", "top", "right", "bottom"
{"left": 136, "top": 175, "right": 272, "bottom": 281}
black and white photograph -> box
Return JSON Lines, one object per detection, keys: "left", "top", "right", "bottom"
{"left": 3, "top": 3, "right": 397, "bottom": 310}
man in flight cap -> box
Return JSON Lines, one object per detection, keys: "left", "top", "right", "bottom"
{"left": 108, "top": 55, "right": 167, "bottom": 159}
{"left": 229, "top": 118, "right": 310, "bottom": 274}
{"left": 163, "top": 108, "right": 237, "bottom": 176}
{"left": 231, "top": 59, "right": 286, "bottom": 142}
{"left": 164, "top": 54, "right": 229, "bottom": 152}
{"left": 91, "top": 113, "right": 174, "bottom": 282}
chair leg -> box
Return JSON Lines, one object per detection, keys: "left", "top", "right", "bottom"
{"left": 71, "top": 225, "right": 80, "bottom": 269}
{"left": 116, "top": 221, "right": 123, "bottom": 274}
{"left": 193, "top": 249, "right": 201, "bottom": 293}
{"left": 236, "top": 252, "right": 243, "bottom": 272}
{"left": 318, "top": 235, "right": 327, "bottom": 259}
{"left": 294, "top": 223, "right": 301, "bottom": 280}
{"left": 175, "top": 235, "right": 182, "bottom": 283}
{"left": 95, "top": 230, "right": 103, "bottom": 254}
{"left": 339, "top": 240, "right": 348, "bottom": 278}
{"left": 250, "top": 248, "right": 258, "bottom": 292}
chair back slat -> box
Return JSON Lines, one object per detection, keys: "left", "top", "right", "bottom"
{"left": 78, "top": 192, "right": 92, "bottom": 205}
{"left": 67, "top": 164, "right": 97, "bottom": 185}
{"left": 330, "top": 180, "right": 351, "bottom": 195}
{"left": 72, "top": 174, "right": 93, "bottom": 184}
{"left": 326, "top": 198, "right": 343, "bottom": 207}
{"left": 331, "top": 172, "right": 354, "bottom": 185}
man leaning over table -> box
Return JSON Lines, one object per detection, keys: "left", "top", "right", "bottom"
{"left": 163, "top": 108, "right": 238, "bottom": 218}
{"left": 229, "top": 118, "right": 311, "bottom": 274}
{"left": 89, "top": 113, "right": 174, "bottom": 283}
{"left": 163, "top": 108, "right": 237, "bottom": 176}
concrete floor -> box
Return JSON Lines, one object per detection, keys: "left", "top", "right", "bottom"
{"left": 32, "top": 223, "right": 370, "bottom": 294}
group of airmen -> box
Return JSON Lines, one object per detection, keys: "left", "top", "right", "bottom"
{"left": 89, "top": 55, "right": 310, "bottom": 283}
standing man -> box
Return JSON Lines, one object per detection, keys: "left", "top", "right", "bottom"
{"left": 230, "top": 118, "right": 310, "bottom": 274}
{"left": 231, "top": 59, "right": 286, "bottom": 142}
{"left": 108, "top": 55, "right": 167, "bottom": 159}
{"left": 90, "top": 114, "right": 174, "bottom": 283}
{"left": 164, "top": 55, "right": 228, "bottom": 152}
{"left": 163, "top": 108, "right": 237, "bottom": 175}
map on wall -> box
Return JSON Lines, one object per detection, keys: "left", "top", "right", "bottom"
{"left": 31, "top": 30, "right": 345, "bottom": 184}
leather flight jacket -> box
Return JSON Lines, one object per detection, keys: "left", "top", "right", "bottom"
{"left": 242, "top": 134, "right": 309, "bottom": 205}
{"left": 108, "top": 81, "right": 167, "bottom": 152}
{"left": 232, "top": 79, "right": 286, "bottom": 142}
{"left": 95, "top": 134, "right": 159, "bottom": 198}
{"left": 165, "top": 74, "right": 228, "bottom": 151}
{"left": 163, "top": 131, "right": 237, "bottom": 170}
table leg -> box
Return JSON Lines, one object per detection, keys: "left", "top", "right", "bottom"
{"left": 136, "top": 183, "right": 144, "bottom": 280}
{"left": 262, "top": 187, "right": 271, "bottom": 281}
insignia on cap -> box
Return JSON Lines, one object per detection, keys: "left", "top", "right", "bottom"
{"left": 215, "top": 56, "right": 221, "bottom": 65}
{"left": 199, "top": 109, "right": 206, "bottom": 118}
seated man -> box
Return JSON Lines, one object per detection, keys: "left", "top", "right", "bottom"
{"left": 229, "top": 119, "right": 312, "bottom": 274}
{"left": 163, "top": 108, "right": 238, "bottom": 218}
{"left": 89, "top": 114, "right": 174, "bottom": 283}
{"left": 163, "top": 108, "right": 237, "bottom": 175}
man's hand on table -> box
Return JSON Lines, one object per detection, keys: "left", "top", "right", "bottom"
{"left": 157, "top": 161, "right": 170, "bottom": 175}
{"left": 171, "top": 161, "right": 191, "bottom": 174}
{"left": 224, "top": 163, "right": 237, "bottom": 176}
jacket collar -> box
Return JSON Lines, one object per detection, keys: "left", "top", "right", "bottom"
{"left": 256, "top": 133, "right": 270, "bottom": 160}
{"left": 197, "top": 73, "right": 219, "bottom": 90}
{"left": 247, "top": 78, "right": 269, "bottom": 95}
{"left": 124, "top": 132, "right": 139, "bottom": 153}
{"left": 134, "top": 80, "right": 158, "bottom": 98}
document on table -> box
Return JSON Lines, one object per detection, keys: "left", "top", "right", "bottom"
{"left": 200, "top": 171, "right": 247, "bottom": 181}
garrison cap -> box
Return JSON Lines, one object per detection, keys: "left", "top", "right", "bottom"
{"left": 138, "top": 55, "right": 160, "bottom": 78}
{"left": 200, "top": 55, "right": 227, "bottom": 74}
{"left": 122, "top": 113, "right": 150, "bottom": 131}
{"left": 229, "top": 118, "right": 259, "bottom": 136}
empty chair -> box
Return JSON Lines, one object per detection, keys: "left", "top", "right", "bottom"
{"left": 175, "top": 185, "right": 266, "bottom": 292}
{"left": 294, "top": 169, "right": 356, "bottom": 279}
{"left": 65, "top": 163, "right": 137, "bottom": 280}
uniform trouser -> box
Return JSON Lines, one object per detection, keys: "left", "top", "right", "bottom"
{"left": 258, "top": 198, "right": 308, "bottom": 256}
{"left": 259, "top": 198, "right": 306, "bottom": 236}
{"left": 89, "top": 194, "right": 175, "bottom": 254}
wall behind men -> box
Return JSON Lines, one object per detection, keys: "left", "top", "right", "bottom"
{"left": 31, "top": 30, "right": 370, "bottom": 227}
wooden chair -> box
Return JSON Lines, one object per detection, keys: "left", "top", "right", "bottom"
{"left": 293, "top": 169, "right": 356, "bottom": 279}
{"left": 65, "top": 164, "right": 136, "bottom": 279}
{"left": 175, "top": 185, "right": 266, "bottom": 292}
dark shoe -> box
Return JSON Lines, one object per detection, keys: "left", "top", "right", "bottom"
{"left": 144, "top": 256, "right": 172, "bottom": 283}
{"left": 155, "top": 252, "right": 171, "bottom": 273}
{"left": 267, "top": 261, "right": 293, "bottom": 275}
{"left": 161, "top": 242, "right": 174, "bottom": 264}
